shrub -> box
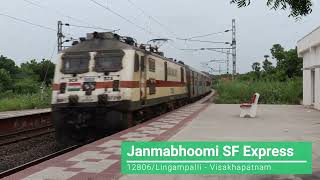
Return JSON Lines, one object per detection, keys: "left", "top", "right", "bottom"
{"left": 13, "top": 78, "right": 40, "bottom": 94}
{"left": 215, "top": 78, "right": 302, "bottom": 104}
{"left": 0, "top": 89, "right": 52, "bottom": 111}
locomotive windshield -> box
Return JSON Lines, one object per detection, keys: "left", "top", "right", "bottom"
{"left": 61, "top": 53, "right": 90, "bottom": 74}
{"left": 94, "top": 50, "right": 124, "bottom": 72}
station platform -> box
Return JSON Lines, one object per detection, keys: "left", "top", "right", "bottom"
{"left": 0, "top": 108, "right": 51, "bottom": 120}
{"left": 5, "top": 92, "right": 320, "bottom": 180}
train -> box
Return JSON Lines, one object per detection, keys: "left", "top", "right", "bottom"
{"left": 51, "top": 32, "right": 212, "bottom": 144}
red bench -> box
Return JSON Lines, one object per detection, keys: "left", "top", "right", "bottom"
{"left": 240, "top": 93, "right": 260, "bottom": 118}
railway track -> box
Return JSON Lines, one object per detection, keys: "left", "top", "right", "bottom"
{"left": 0, "top": 124, "right": 54, "bottom": 146}
{"left": 0, "top": 110, "right": 52, "bottom": 146}
{"left": 0, "top": 144, "right": 80, "bottom": 179}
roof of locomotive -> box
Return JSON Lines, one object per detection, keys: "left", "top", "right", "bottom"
{"left": 61, "top": 34, "right": 183, "bottom": 66}
{"left": 61, "top": 38, "right": 135, "bottom": 53}
{"left": 61, "top": 32, "right": 211, "bottom": 79}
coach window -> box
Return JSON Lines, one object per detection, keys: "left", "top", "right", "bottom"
{"left": 134, "top": 54, "right": 139, "bottom": 72}
{"left": 141, "top": 56, "right": 145, "bottom": 71}
{"left": 164, "top": 62, "right": 168, "bottom": 81}
{"left": 180, "top": 67, "right": 184, "bottom": 83}
{"left": 149, "top": 58, "right": 155, "bottom": 72}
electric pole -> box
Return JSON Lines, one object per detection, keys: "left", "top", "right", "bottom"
{"left": 227, "top": 49, "right": 230, "bottom": 74}
{"left": 57, "top": 21, "right": 63, "bottom": 52}
{"left": 231, "top": 19, "right": 237, "bottom": 77}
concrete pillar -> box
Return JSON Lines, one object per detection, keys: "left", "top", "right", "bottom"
{"left": 303, "top": 70, "right": 312, "bottom": 106}
{"left": 315, "top": 68, "right": 320, "bottom": 110}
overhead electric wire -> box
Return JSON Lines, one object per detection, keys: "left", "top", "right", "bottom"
{"left": 177, "top": 39, "right": 228, "bottom": 44}
{"left": 126, "top": 0, "right": 185, "bottom": 51}
{"left": 209, "top": 49, "right": 231, "bottom": 55}
{"left": 177, "top": 30, "right": 231, "bottom": 53}
{"left": 89, "top": 0, "right": 160, "bottom": 38}
{"left": 0, "top": 12, "right": 77, "bottom": 42}
{"left": 0, "top": 13, "right": 56, "bottom": 31}
{"left": 126, "top": 0, "right": 178, "bottom": 38}
{"left": 88, "top": 0, "right": 185, "bottom": 51}
{"left": 209, "top": 59, "right": 228, "bottom": 63}
{"left": 180, "top": 48, "right": 231, "bottom": 55}
{"left": 64, "top": 24, "right": 119, "bottom": 32}
{"left": 22, "top": 0, "right": 111, "bottom": 31}
{"left": 181, "top": 30, "right": 229, "bottom": 40}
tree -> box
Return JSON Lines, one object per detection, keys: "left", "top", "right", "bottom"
{"left": 283, "top": 48, "right": 303, "bottom": 78}
{"left": 0, "top": 55, "right": 18, "bottom": 76}
{"left": 252, "top": 62, "right": 261, "bottom": 72}
{"left": 37, "top": 59, "right": 55, "bottom": 85}
{"left": 231, "top": 0, "right": 313, "bottom": 17}
{"left": 262, "top": 59, "right": 274, "bottom": 73}
{"left": 20, "top": 59, "right": 55, "bottom": 85}
{"left": 251, "top": 62, "right": 261, "bottom": 80}
{"left": 271, "top": 44, "right": 285, "bottom": 61}
{"left": 269, "top": 44, "right": 302, "bottom": 80}
{"left": 0, "top": 68, "right": 12, "bottom": 92}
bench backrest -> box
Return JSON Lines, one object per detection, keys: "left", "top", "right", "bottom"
{"left": 250, "top": 93, "right": 260, "bottom": 105}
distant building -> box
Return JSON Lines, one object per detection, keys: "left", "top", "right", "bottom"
{"left": 297, "top": 26, "right": 320, "bottom": 110}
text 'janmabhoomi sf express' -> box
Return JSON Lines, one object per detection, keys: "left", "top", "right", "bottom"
{"left": 127, "top": 145, "right": 294, "bottom": 159}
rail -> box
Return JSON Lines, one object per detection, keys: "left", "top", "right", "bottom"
{"left": 0, "top": 124, "right": 54, "bottom": 146}
{"left": 0, "top": 144, "right": 80, "bottom": 179}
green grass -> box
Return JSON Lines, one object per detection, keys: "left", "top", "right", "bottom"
{"left": 214, "top": 78, "right": 302, "bottom": 104}
{"left": 0, "top": 89, "right": 51, "bottom": 112}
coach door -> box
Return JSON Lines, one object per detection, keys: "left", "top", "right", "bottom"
{"left": 192, "top": 71, "right": 195, "bottom": 97}
{"left": 140, "top": 56, "right": 147, "bottom": 105}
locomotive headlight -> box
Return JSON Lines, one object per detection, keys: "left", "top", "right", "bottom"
{"left": 82, "top": 82, "right": 96, "bottom": 91}
{"left": 82, "top": 82, "right": 96, "bottom": 96}
{"left": 83, "top": 83, "right": 90, "bottom": 91}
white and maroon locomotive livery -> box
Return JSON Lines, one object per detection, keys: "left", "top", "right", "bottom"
{"left": 52, "top": 32, "right": 211, "bottom": 143}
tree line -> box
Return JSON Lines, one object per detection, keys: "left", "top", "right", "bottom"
{"left": 240, "top": 44, "right": 302, "bottom": 81}
{"left": 0, "top": 55, "right": 55, "bottom": 94}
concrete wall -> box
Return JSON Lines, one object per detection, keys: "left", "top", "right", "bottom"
{"left": 297, "top": 26, "right": 320, "bottom": 110}
{"left": 298, "top": 26, "right": 320, "bottom": 55}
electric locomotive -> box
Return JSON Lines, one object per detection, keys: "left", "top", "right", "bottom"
{"left": 51, "top": 32, "right": 211, "bottom": 144}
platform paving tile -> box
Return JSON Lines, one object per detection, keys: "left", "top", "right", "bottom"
{"left": 101, "top": 147, "right": 121, "bottom": 155}
{"left": 98, "top": 140, "right": 122, "bottom": 148}
{"left": 22, "top": 167, "right": 77, "bottom": 180}
{"left": 70, "top": 159, "right": 118, "bottom": 173}
{"left": 5, "top": 93, "right": 211, "bottom": 180}
{"left": 120, "top": 104, "right": 320, "bottom": 180}
{"left": 68, "top": 151, "right": 111, "bottom": 162}
{"left": 124, "top": 137, "right": 155, "bottom": 142}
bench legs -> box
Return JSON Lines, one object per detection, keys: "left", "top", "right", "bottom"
{"left": 240, "top": 106, "right": 257, "bottom": 118}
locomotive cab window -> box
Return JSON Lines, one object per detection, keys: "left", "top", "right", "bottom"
{"left": 61, "top": 53, "right": 90, "bottom": 74}
{"left": 94, "top": 50, "right": 124, "bottom": 72}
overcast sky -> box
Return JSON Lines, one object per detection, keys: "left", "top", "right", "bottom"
{"left": 0, "top": 0, "right": 319, "bottom": 73}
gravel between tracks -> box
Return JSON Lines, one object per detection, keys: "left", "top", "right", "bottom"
{"left": 0, "top": 132, "right": 67, "bottom": 173}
